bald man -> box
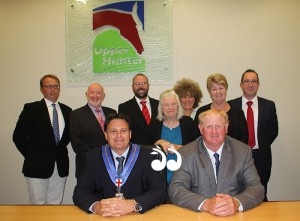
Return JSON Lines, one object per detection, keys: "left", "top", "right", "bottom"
{"left": 70, "top": 83, "right": 117, "bottom": 179}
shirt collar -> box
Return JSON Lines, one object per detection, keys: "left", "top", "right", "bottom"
{"left": 44, "top": 98, "right": 58, "bottom": 106}
{"left": 88, "top": 103, "right": 103, "bottom": 113}
{"left": 135, "top": 96, "right": 150, "bottom": 104}
{"left": 203, "top": 141, "right": 224, "bottom": 157}
{"left": 242, "top": 95, "right": 258, "bottom": 106}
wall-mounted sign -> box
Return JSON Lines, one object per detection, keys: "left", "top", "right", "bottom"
{"left": 65, "top": 0, "right": 173, "bottom": 86}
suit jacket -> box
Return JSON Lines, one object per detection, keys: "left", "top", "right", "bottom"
{"left": 70, "top": 104, "right": 116, "bottom": 178}
{"left": 168, "top": 136, "right": 264, "bottom": 212}
{"left": 194, "top": 103, "right": 248, "bottom": 144}
{"left": 228, "top": 97, "right": 278, "bottom": 184}
{"left": 73, "top": 145, "right": 167, "bottom": 214}
{"left": 151, "top": 116, "right": 200, "bottom": 145}
{"left": 118, "top": 97, "right": 159, "bottom": 145}
{"left": 13, "top": 99, "right": 72, "bottom": 178}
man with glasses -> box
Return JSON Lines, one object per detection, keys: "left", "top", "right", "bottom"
{"left": 13, "top": 74, "right": 72, "bottom": 204}
{"left": 118, "top": 74, "right": 158, "bottom": 145}
{"left": 228, "top": 69, "right": 278, "bottom": 201}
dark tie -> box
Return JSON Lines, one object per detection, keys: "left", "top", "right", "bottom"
{"left": 52, "top": 104, "right": 60, "bottom": 145}
{"left": 95, "top": 108, "right": 105, "bottom": 131}
{"left": 140, "top": 101, "right": 150, "bottom": 125}
{"left": 247, "top": 101, "right": 256, "bottom": 148}
{"left": 213, "top": 153, "right": 220, "bottom": 177}
{"left": 116, "top": 156, "right": 125, "bottom": 176}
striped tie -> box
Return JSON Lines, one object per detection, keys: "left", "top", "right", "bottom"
{"left": 140, "top": 101, "right": 150, "bottom": 125}
{"left": 213, "top": 153, "right": 220, "bottom": 177}
{"left": 116, "top": 156, "right": 125, "bottom": 176}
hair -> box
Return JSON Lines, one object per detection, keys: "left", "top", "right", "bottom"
{"left": 206, "top": 73, "right": 228, "bottom": 91}
{"left": 40, "top": 74, "right": 60, "bottom": 87}
{"left": 104, "top": 113, "right": 132, "bottom": 131}
{"left": 198, "top": 109, "right": 229, "bottom": 126}
{"left": 173, "top": 78, "right": 203, "bottom": 109}
{"left": 132, "top": 73, "right": 149, "bottom": 84}
{"left": 241, "top": 69, "right": 260, "bottom": 83}
{"left": 157, "top": 89, "right": 184, "bottom": 121}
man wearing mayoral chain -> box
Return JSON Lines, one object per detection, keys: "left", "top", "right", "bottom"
{"left": 73, "top": 113, "right": 167, "bottom": 216}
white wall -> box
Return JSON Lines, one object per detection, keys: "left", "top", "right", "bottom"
{"left": 0, "top": 0, "right": 299, "bottom": 204}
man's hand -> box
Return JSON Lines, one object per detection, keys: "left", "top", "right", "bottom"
{"left": 201, "top": 194, "right": 239, "bottom": 216}
{"left": 92, "top": 198, "right": 135, "bottom": 217}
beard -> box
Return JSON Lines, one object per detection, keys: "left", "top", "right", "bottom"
{"left": 134, "top": 88, "right": 148, "bottom": 99}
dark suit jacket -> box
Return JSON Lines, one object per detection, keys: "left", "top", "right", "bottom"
{"left": 70, "top": 104, "right": 116, "bottom": 178}
{"left": 168, "top": 136, "right": 264, "bottom": 211}
{"left": 194, "top": 103, "right": 248, "bottom": 144}
{"left": 73, "top": 145, "right": 167, "bottom": 214}
{"left": 118, "top": 97, "right": 159, "bottom": 145}
{"left": 228, "top": 97, "right": 278, "bottom": 185}
{"left": 151, "top": 116, "right": 200, "bottom": 145}
{"left": 13, "top": 99, "right": 72, "bottom": 178}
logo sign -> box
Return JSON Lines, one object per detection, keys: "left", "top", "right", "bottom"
{"left": 92, "top": 1, "right": 145, "bottom": 73}
{"left": 150, "top": 145, "right": 182, "bottom": 171}
{"left": 65, "top": 0, "right": 173, "bottom": 86}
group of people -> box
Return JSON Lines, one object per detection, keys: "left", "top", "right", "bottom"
{"left": 12, "top": 69, "right": 278, "bottom": 217}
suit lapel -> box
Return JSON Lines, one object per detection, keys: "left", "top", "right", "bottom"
{"left": 257, "top": 97, "right": 264, "bottom": 134}
{"left": 84, "top": 104, "right": 104, "bottom": 132}
{"left": 40, "top": 99, "right": 56, "bottom": 143}
{"left": 199, "top": 142, "right": 217, "bottom": 191}
{"left": 216, "top": 141, "right": 231, "bottom": 193}
{"left": 130, "top": 97, "right": 148, "bottom": 125}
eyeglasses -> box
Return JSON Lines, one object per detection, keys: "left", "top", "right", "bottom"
{"left": 43, "top": 85, "right": 60, "bottom": 89}
{"left": 242, "top": 80, "right": 259, "bottom": 85}
{"left": 133, "top": 82, "right": 148, "bottom": 86}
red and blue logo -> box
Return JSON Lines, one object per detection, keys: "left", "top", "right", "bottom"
{"left": 92, "top": 1, "right": 145, "bottom": 73}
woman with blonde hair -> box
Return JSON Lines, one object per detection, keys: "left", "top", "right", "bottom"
{"left": 194, "top": 73, "right": 248, "bottom": 144}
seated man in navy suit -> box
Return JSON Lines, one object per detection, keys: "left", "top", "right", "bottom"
{"left": 73, "top": 113, "right": 167, "bottom": 216}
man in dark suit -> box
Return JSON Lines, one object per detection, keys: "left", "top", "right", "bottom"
{"left": 228, "top": 69, "right": 278, "bottom": 201}
{"left": 73, "top": 113, "right": 167, "bottom": 216}
{"left": 13, "top": 74, "right": 72, "bottom": 204}
{"left": 169, "top": 109, "right": 264, "bottom": 216}
{"left": 70, "top": 83, "right": 116, "bottom": 179}
{"left": 118, "top": 74, "right": 159, "bottom": 145}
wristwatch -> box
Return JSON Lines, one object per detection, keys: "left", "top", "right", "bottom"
{"left": 133, "top": 200, "right": 142, "bottom": 212}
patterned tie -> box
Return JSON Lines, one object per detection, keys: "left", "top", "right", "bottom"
{"left": 52, "top": 104, "right": 60, "bottom": 145}
{"left": 116, "top": 156, "right": 125, "bottom": 176}
{"left": 213, "top": 153, "right": 220, "bottom": 177}
{"left": 140, "top": 101, "right": 150, "bottom": 125}
{"left": 247, "top": 101, "right": 256, "bottom": 148}
{"left": 95, "top": 108, "right": 105, "bottom": 132}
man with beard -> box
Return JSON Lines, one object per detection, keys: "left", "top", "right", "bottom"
{"left": 70, "top": 83, "right": 116, "bottom": 179}
{"left": 118, "top": 74, "right": 159, "bottom": 145}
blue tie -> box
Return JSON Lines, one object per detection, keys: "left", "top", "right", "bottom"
{"left": 213, "top": 153, "right": 220, "bottom": 177}
{"left": 116, "top": 156, "right": 125, "bottom": 176}
{"left": 52, "top": 104, "right": 60, "bottom": 145}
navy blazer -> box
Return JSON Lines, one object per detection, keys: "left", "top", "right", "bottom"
{"left": 118, "top": 97, "right": 159, "bottom": 145}
{"left": 13, "top": 99, "right": 72, "bottom": 178}
{"left": 70, "top": 104, "right": 116, "bottom": 178}
{"left": 73, "top": 145, "right": 167, "bottom": 213}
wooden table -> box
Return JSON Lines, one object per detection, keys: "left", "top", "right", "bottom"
{"left": 1, "top": 201, "right": 299, "bottom": 221}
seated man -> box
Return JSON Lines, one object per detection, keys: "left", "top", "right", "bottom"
{"left": 168, "top": 109, "right": 264, "bottom": 216}
{"left": 73, "top": 113, "right": 167, "bottom": 216}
